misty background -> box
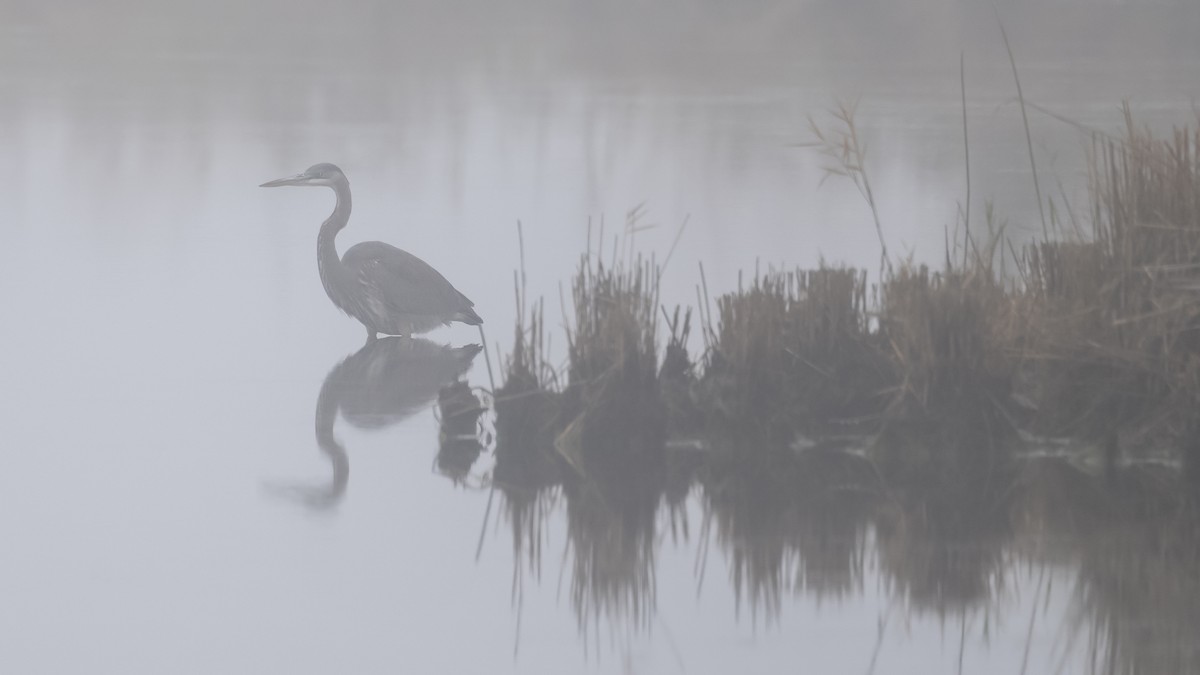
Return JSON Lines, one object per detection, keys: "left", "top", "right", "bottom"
{"left": 2, "top": 1, "right": 1198, "bottom": 673}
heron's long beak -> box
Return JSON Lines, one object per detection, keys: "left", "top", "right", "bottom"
{"left": 259, "top": 172, "right": 310, "bottom": 188}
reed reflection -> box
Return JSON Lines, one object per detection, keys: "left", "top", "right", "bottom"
{"left": 1013, "top": 457, "right": 1200, "bottom": 675}
{"left": 486, "top": 314, "right": 676, "bottom": 643}
{"left": 479, "top": 415, "right": 1200, "bottom": 672}
{"left": 872, "top": 441, "right": 1015, "bottom": 618}
{"left": 271, "top": 337, "right": 480, "bottom": 509}
{"left": 489, "top": 391, "right": 671, "bottom": 642}
{"left": 700, "top": 442, "right": 878, "bottom": 621}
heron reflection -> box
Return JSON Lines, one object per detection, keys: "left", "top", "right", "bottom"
{"left": 269, "top": 337, "right": 481, "bottom": 509}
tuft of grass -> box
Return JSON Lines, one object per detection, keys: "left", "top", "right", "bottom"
{"left": 557, "top": 252, "right": 665, "bottom": 468}
{"left": 659, "top": 305, "right": 702, "bottom": 435}
{"left": 697, "top": 265, "right": 883, "bottom": 443}
{"left": 874, "top": 263, "right": 1018, "bottom": 485}
{"left": 879, "top": 263, "right": 1014, "bottom": 414}
{"left": 493, "top": 271, "right": 565, "bottom": 494}
{"left": 1020, "top": 110, "right": 1200, "bottom": 465}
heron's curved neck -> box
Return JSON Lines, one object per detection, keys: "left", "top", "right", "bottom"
{"left": 317, "top": 178, "right": 353, "bottom": 294}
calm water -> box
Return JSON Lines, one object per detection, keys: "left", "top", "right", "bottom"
{"left": 3, "top": 1, "right": 1200, "bottom": 673}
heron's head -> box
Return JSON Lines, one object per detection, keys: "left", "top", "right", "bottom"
{"left": 260, "top": 163, "right": 346, "bottom": 188}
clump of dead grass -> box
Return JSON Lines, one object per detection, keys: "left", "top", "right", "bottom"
{"left": 697, "top": 265, "right": 884, "bottom": 443}
{"left": 873, "top": 260, "right": 1020, "bottom": 484}
{"left": 556, "top": 252, "right": 666, "bottom": 468}
{"left": 1021, "top": 109, "right": 1200, "bottom": 468}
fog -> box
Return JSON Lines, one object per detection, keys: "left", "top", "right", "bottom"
{"left": 2, "top": 1, "right": 1199, "bottom": 673}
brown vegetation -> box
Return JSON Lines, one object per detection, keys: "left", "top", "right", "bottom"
{"left": 489, "top": 109, "right": 1200, "bottom": 514}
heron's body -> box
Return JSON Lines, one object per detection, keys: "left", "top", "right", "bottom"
{"left": 262, "top": 163, "right": 482, "bottom": 340}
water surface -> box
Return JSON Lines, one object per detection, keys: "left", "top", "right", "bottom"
{"left": 2, "top": 2, "right": 1199, "bottom": 673}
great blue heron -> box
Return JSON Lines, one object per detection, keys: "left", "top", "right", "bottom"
{"left": 260, "top": 163, "right": 482, "bottom": 340}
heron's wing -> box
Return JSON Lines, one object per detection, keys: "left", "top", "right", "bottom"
{"left": 342, "top": 241, "right": 474, "bottom": 317}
